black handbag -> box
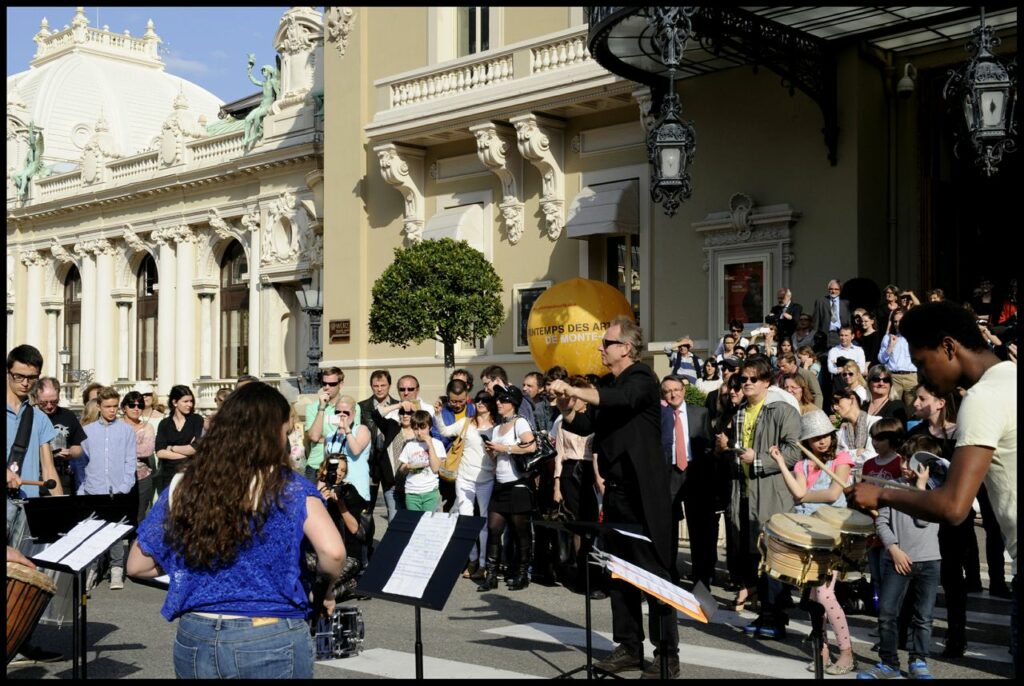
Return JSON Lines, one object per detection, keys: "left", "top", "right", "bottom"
{"left": 511, "top": 422, "right": 557, "bottom": 475}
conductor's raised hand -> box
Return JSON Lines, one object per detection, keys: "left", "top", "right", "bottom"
{"left": 547, "top": 379, "right": 571, "bottom": 398}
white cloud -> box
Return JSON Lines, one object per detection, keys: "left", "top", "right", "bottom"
{"left": 164, "top": 54, "right": 210, "bottom": 76}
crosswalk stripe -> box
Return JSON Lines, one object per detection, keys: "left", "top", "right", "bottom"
{"left": 483, "top": 623, "right": 853, "bottom": 680}
{"left": 319, "top": 647, "right": 542, "bottom": 679}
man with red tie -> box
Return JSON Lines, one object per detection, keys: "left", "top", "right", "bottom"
{"left": 661, "top": 375, "right": 716, "bottom": 591}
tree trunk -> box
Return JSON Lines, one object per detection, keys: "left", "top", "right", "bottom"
{"left": 442, "top": 340, "right": 455, "bottom": 390}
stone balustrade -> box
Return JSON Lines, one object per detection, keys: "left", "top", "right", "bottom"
{"left": 382, "top": 26, "right": 595, "bottom": 110}
{"left": 108, "top": 151, "right": 159, "bottom": 182}
{"left": 35, "top": 171, "right": 83, "bottom": 200}
{"left": 189, "top": 131, "right": 245, "bottom": 164}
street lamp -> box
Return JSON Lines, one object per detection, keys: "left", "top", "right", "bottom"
{"left": 590, "top": 7, "right": 699, "bottom": 216}
{"left": 943, "top": 8, "right": 1017, "bottom": 176}
{"left": 296, "top": 271, "right": 324, "bottom": 393}
{"left": 58, "top": 346, "right": 91, "bottom": 403}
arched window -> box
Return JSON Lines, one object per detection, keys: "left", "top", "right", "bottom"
{"left": 220, "top": 241, "right": 249, "bottom": 378}
{"left": 136, "top": 255, "right": 159, "bottom": 380}
{"left": 63, "top": 266, "right": 82, "bottom": 382}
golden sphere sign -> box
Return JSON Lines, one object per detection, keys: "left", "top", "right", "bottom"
{"left": 527, "top": 278, "right": 634, "bottom": 376}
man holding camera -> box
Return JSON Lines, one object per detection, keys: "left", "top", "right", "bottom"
{"left": 432, "top": 378, "right": 475, "bottom": 512}
{"left": 306, "top": 367, "right": 348, "bottom": 484}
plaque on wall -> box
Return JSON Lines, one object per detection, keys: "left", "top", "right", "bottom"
{"left": 329, "top": 319, "right": 350, "bottom": 343}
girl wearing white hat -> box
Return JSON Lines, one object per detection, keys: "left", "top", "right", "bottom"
{"left": 769, "top": 410, "right": 856, "bottom": 675}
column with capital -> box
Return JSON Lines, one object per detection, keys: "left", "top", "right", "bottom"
{"left": 174, "top": 226, "right": 197, "bottom": 387}
{"left": 242, "top": 209, "right": 262, "bottom": 378}
{"left": 75, "top": 243, "right": 98, "bottom": 375}
{"left": 197, "top": 291, "right": 215, "bottom": 378}
{"left": 93, "top": 240, "right": 116, "bottom": 384}
{"left": 42, "top": 298, "right": 62, "bottom": 379}
{"left": 113, "top": 294, "right": 133, "bottom": 381}
{"left": 20, "top": 251, "right": 45, "bottom": 353}
{"left": 152, "top": 228, "right": 178, "bottom": 396}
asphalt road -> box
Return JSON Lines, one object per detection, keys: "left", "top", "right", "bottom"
{"left": 8, "top": 513, "right": 1014, "bottom": 680}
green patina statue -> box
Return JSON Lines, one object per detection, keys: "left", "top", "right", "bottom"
{"left": 12, "top": 122, "right": 50, "bottom": 198}
{"left": 243, "top": 53, "right": 280, "bottom": 150}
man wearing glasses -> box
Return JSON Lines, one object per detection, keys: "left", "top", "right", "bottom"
{"left": 31, "top": 377, "right": 87, "bottom": 495}
{"left": 548, "top": 316, "right": 679, "bottom": 677}
{"left": 6, "top": 345, "right": 63, "bottom": 664}
{"left": 306, "top": 366, "right": 348, "bottom": 484}
{"left": 714, "top": 319, "right": 751, "bottom": 357}
{"left": 730, "top": 356, "right": 802, "bottom": 640}
{"left": 812, "top": 279, "right": 851, "bottom": 349}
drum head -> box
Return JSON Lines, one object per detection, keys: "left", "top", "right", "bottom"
{"left": 813, "top": 505, "right": 874, "bottom": 535}
{"left": 765, "top": 513, "right": 841, "bottom": 549}
{"left": 6, "top": 561, "right": 57, "bottom": 595}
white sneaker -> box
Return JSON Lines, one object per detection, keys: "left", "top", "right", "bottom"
{"left": 110, "top": 567, "right": 124, "bottom": 590}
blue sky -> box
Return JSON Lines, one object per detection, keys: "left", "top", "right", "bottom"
{"left": 7, "top": 6, "right": 291, "bottom": 103}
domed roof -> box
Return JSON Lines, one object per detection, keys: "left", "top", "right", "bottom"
{"left": 7, "top": 8, "right": 223, "bottom": 165}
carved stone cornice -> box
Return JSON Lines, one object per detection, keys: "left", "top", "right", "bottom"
{"left": 121, "top": 224, "right": 149, "bottom": 253}
{"left": 172, "top": 224, "right": 201, "bottom": 244}
{"left": 632, "top": 87, "right": 656, "bottom": 134}
{"left": 72, "top": 242, "right": 91, "bottom": 260}
{"left": 91, "top": 238, "right": 117, "bottom": 257}
{"left": 19, "top": 249, "right": 46, "bottom": 268}
{"left": 49, "top": 238, "right": 77, "bottom": 265}
{"left": 325, "top": 7, "right": 355, "bottom": 57}
{"left": 241, "top": 207, "right": 261, "bottom": 234}
{"left": 470, "top": 121, "right": 525, "bottom": 244}
{"left": 693, "top": 193, "right": 800, "bottom": 272}
{"left": 509, "top": 113, "right": 565, "bottom": 241}
{"left": 151, "top": 226, "right": 179, "bottom": 246}
{"left": 208, "top": 208, "right": 241, "bottom": 242}
{"left": 374, "top": 143, "right": 425, "bottom": 242}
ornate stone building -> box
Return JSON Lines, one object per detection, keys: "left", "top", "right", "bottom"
{"left": 7, "top": 7, "right": 325, "bottom": 408}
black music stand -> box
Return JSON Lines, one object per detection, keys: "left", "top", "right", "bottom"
{"left": 355, "top": 510, "right": 485, "bottom": 679}
{"left": 23, "top": 494, "right": 136, "bottom": 680}
{"left": 531, "top": 520, "right": 648, "bottom": 680}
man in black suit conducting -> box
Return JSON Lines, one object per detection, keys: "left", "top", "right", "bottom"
{"left": 549, "top": 315, "right": 679, "bottom": 678}
{"left": 661, "top": 375, "right": 716, "bottom": 592}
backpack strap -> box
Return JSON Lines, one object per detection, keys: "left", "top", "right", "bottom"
{"left": 6, "top": 404, "right": 35, "bottom": 476}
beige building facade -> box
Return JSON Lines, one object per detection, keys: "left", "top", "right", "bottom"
{"left": 322, "top": 6, "right": 1017, "bottom": 399}
{"left": 7, "top": 7, "right": 326, "bottom": 409}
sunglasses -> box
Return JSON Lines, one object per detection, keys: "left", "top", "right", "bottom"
{"left": 841, "top": 372, "right": 856, "bottom": 377}
{"left": 738, "top": 375, "right": 761, "bottom": 384}
{"left": 322, "top": 381, "right": 340, "bottom": 387}
{"left": 600, "top": 339, "right": 626, "bottom": 349}
{"left": 496, "top": 396, "right": 513, "bottom": 403}
{"left": 37, "top": 399, "right": 59, "bottom": 406}
{"left": 123, "top": 402, "right": 144, "bottom": 409}
{"left": 474, "top": 399, "right": 488, "bottom": 404}
{"left": 398, "top": 410, "right": 413, "bottom": 416}
{"left": 398, "top": 387, "right": 417, "bottom": 392}
{"left": 340, "top": 411, "right": 352, "bottom": 417}
{"left": 869, "top": 376, "right": 891, "bottom": 383}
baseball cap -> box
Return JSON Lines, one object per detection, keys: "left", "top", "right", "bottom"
{"left": 720, "top": 356, "right": 742, "bottom": 371}
{"left": 495, "top": 384, "right": 524, "bottom": 408}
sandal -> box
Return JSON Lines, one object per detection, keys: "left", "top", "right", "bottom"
{"left": 825, "top": 660, "right": 857, "bottom": 675}
{"left": 733, "top": 587, "right": 757, "bottom": 613}
{"left": 462, "top": 561, "right": 479, "bottom": 579}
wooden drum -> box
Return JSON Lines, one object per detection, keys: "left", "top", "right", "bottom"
{"left": 760, "top": 513, "right": 841, "bottom": 588}
{"left": 813, "top": 505, "right": 875, "bottom": 579}
{"left": 6, "top": 561, "right": 57, "bottom": 664}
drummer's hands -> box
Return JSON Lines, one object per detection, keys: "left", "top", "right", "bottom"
{"left": 845, "top": 481, "right": 882, "bottom": 512}
{"left": 6, "top": 468, "right": 21, "bottom": 490}
{"left": 889, "top": 545, "right": 912, "bottom": 575}
{"left": 6, "top": 545, "right": 36, "bottom": 570}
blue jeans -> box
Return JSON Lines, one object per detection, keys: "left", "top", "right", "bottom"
{"left": 173, "top": 614, "right": 314, "bottom": 679}
{"left": 878, "top": 558, "right": 940, "bottom": 667}
{"left": 382, "top": 487, "right": 398, "bottom": 522}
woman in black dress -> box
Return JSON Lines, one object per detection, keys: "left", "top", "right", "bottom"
{"left": 154, "top": 385, "right": 203, "bottom": 493}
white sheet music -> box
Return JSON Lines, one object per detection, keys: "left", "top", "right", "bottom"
{"left": 599, "top": 551, "right": 705, "bottom": 620}
{"left": 612, "top": 527, "right": 652, "bottom": 542}
{"left": 382, "top": 511, "right": 459, "bottom": 598}
{"left": 33, "top": 517, "right": 133, "bottom": 572}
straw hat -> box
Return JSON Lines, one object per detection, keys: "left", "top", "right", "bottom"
{"left": 800, "top": 410, "right": 837, "bottom": 441}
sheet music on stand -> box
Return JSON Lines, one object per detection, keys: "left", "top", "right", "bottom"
{"left": 33, "top": 514, "right": 133, "bottom": 572}
{"left": 591, "top": 550, "right": 714, "bottom": 624}
{"left": 382, "top": 511, "right": 459, "bottom": 598}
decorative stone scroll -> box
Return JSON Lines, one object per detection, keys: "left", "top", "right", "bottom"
{"left": 325, "top": 7, "right": 356, "bottom": 57}
{"left": 375, "top": 143, "right": 425, "bottom": 242}
{"left": 470, "top": 122, "right": 524, "bottom": 244}
{"left": 509, "top": 113, "right": 565, "bottom": 241}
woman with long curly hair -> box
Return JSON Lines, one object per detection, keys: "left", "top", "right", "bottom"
{"left": 127, "top": 382, "right": 345, "bottom": 679}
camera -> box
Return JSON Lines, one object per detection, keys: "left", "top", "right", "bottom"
{"left": 337, "top": 481, "right": 366, "bottom": 513}
{"left": 324, "top": 457, "right": 341, "bottom": 485}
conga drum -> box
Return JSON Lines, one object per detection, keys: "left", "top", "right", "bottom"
{"left": 812, "top": 505, "right": 875, "bottom": 579}
{"left": 760, "top": 513, "right": 841, "bottom": 588}
{"left": 6, "top": 561, "right": 57, "bottom": 664}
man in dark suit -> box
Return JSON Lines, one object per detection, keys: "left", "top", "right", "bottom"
{"left": 358, "top": 369, "right": 398, "bottom": 561}
{"left": 811, "top": 279, "right": 851, "bottom": 349}
{"left": 768, "top": 288, "right": 802, "bottom": 342}
{"left": 660, "top": 375, "right": 716, "bottom": 591}
{"left": 550, "top": 316, "right": 679, "bottom": 678}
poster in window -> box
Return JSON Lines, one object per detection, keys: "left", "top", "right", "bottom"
{"left": 724, "top": 261, "right": 765, "bottom": 325}
{"left": 514, "top": 284, "right": 549, "bottom": 352}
